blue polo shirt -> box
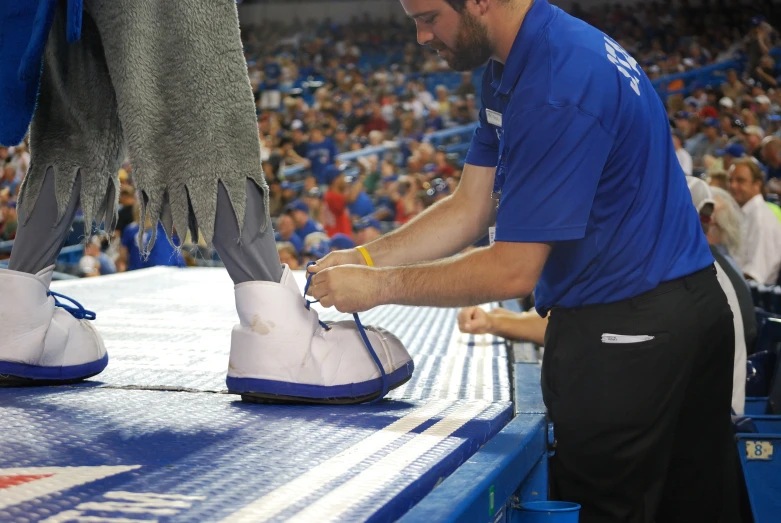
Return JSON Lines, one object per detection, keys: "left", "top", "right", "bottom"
{"left": 465, "top": 0, "right": 713, "bottom": 314}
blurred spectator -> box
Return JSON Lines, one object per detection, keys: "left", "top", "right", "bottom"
{"left": 115, "top": 185, "right": 137, "bottom": 238}
{"left": 673, "top": 130, "right": 693, "bottom": 175}
{"left": 690, "top": 118, "right": 726, "bottom": 167}
{"left": 744, "top": 126, "right": 766, "bottom": 161}
{"left": 722, "top": 70, "right": 744, "bottom": 101}
{"left": 760, "top": 137, "right": 781, "bottom": 196}
{"left": 274, "top": 213, "right": 304, "bottom": 255}
{"left": 0, "top": 165, "right": 19, "bottom": 198}
{"left": 454, "top": 72, "right": 476, "bottom": 98}
{"left": 301, "top": 232, "right": 331, "bottom": 265}
{"left": 277, "top": 241, "right": 300, "bottom": 269}
{"left": 354, "top": 216, "right": 382, "bottom": 245}
{"left": 728, "top": 158, "right": 781, "bottom": 284}
{"left": 305, "top": 124, "right": 338, "bottom": 185}
{"left": 119, "top": 205, "right": 184, "bottom": 271}
{"left": 714, "top": 143, "right": 746, "bottom": 173}
{"left": 260, "top": 57, "right": 282, "bottom": 111}
{"left": 747, "top": 17, "right": 773, "bottom": 80}
{"left": 707, "top": 186, "right": 746, "bottom": 269}
{"left": 120, "top": 206, "right": 145, "bottom": 272}
{"left": 285, "top": 199, "right": 324, "bottom": 239}
{"left": 330, "top": 233, "right": 356, "bottom": 251}
{"left": 79, "top": 236, "right": 117, "bottom": 278}
{"left": 393, "top": 175, "right": 423, "bottom": 225}
{"left": 0, "top": 201, "right": 17, "bottom": 241}
{"left": 706, "top": 170, "right": 730, "bottom": 192}
{"left": 345, "top": 171, "right": 375, "bottom": 220}
{"left": 302, "top": 187, "right": 326, "bottom": 224}
{"left": 322, "top": 165, "right": 361, "bottom": 237}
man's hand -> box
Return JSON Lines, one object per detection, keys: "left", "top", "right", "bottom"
{"left": 307, "top": 248, "right": 367, "bottom": 275}
{"left": 306, "top": 265, "right": 385, "bottom": 313}
{"left": 457, "top": 307, "right": 494, "bottom": 335}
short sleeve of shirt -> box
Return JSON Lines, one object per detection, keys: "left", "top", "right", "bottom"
{"left": 464, "top": 105, "right": 500, "bottom": 167}
{"left": 495, "top": 104, "right": 615, "bottom": 243}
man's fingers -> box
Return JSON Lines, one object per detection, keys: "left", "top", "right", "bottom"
{"left": 457, "top": 308, "right": 471, "bottom": 326}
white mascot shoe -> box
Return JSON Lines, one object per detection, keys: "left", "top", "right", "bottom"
{"left": 0, "top": 266, "right": 108, "bottom": 385}
{"left": 226, "top": 265, "right": 414, "bottom": 404}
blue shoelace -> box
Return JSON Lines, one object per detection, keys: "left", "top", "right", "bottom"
{"left": 47, "top": 291, "right": 96, "bottom": 321}
{"left": 304, "top": 262, "right": 388, "bottom": 403}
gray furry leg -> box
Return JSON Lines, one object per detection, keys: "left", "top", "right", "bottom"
{"left": 212, "top": 178, "right": 283, "bottom": 285}
{"left": 8, "top": 167, "right": 82, "bottom": 274}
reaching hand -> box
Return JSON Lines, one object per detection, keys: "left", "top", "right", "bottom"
{"left": 457, "top": 307, "right": 494, "bottom": 335}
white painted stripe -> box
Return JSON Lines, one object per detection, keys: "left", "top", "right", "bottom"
{"left": 220, "top": 400, "right": 454, "bottom": 523}
{"left": 498, "top": 356, "right": 511, "bottom": 401}
{"left": 466, "top": 349, "right": 478, "bottom": 400}
{"left": 286, "top": 401, "right": 491, "bottom": 523}
{"left": 442, "top": 355, "right": 468, "bottom": 399}
{"left": 0, "top": 466, "right": 141, "bottom": 511}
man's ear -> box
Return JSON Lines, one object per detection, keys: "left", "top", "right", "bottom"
{"left": 466, "top": 0, "right": 490, "bottom": 17}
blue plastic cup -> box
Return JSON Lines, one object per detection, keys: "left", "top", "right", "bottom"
{"left": 515, "top": 501, "right": 581, "bottom": 522}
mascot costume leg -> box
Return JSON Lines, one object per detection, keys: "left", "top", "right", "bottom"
{"left": 0, "top": 0, "right": 413, "bottom": 404}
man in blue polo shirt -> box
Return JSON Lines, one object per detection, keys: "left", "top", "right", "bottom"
{"left": 285, "top": 199, "right": 324, "bottom": 240}
{"left": 307, "top": 1, "right": 736, "bottom": 520}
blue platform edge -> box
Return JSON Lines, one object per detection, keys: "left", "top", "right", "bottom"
{"left": 0, "top": 387, "right": 514, "bottom": 523}
{"left": 400, "top": 362, "right": 548, "bottom": 523}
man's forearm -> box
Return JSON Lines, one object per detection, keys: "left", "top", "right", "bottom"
{"left": 366, "top": 193, "right": 490, "bottom": 267}
{"left": 488, "top": 309, "right": 548, "bottom": 346}
{"left": 376, "top": 241, "right": 548, "bottom": 308}
{"left": 360, "top": 162, "right": 497, "bottom": 267}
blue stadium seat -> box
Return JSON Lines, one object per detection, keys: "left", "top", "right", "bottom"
{"left": 736, "top": 433, "right": 781, "bottom": 523}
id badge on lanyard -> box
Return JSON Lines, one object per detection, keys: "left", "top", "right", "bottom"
{"left": 489, "top": 128, "right": 506, "bottom": 246}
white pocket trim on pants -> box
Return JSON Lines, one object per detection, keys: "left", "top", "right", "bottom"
{"left": 601, "top": 334, "right": 655, "bottom": 344}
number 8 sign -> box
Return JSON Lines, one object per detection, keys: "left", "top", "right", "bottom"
{"left": 745, "top": 440, "right": 774, "bottom": 460}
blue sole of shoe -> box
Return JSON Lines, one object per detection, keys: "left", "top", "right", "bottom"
{"left": 0, "top": 353, "right": 109, "bottom": 386}
{"left": 227, "top": 360, "right": 415, "bottom": 405}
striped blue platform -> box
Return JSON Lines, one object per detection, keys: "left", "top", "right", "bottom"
{"left": 0, "top": 268, "right": 515, "bottom": 522}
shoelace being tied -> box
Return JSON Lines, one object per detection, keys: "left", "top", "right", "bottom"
{"left": 304, "top": 262, "right": 388, "bottom": 403}
{"left": 47, "top": 291, "right": 97, "bottom": 321}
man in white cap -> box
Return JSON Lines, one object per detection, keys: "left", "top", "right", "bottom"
{"left": 755, "top": 94, "right": 773, "bottom": 129}
{"left": 744, "top": 125, "right": 766, "bottom": 162}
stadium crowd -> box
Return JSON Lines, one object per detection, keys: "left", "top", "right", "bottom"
{"left": 0, "top": 0, "right": 779, "bottom": 287}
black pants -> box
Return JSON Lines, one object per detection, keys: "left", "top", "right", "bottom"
{"left": 542, "top": 265, "right": 737, "bottom": 522}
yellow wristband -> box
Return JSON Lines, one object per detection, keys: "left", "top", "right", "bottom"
{"left": 357, "top": 246, "right": 375, "bottom": 267}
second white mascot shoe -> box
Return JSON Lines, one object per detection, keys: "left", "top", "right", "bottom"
{"left": 226, "top": 265, "right": 414, "bottom": 404}
{"left": 0, "top": 266, "right": 108, "bottom": 385}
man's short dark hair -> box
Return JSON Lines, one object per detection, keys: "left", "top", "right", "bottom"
{"left": 444, "top": 0, "right": 467, "bottom": 10}
{"left": 444, "top": 0, "right": 510, "bottom": 11}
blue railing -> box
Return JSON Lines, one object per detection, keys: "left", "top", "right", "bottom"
{"left": 281, "top": 122, "right": 478, "bottom": 180}
{"left": 652, "top": 47, "right": 781, "bottom": 99}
